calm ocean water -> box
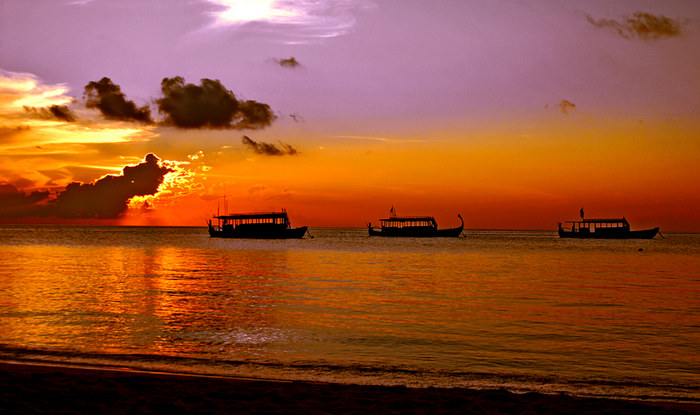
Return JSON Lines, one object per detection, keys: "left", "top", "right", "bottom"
{"left": 0, "top": 226, "right": 698, "bottom": 402}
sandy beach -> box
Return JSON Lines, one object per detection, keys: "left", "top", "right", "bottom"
{"left": 1, "top": 362, "right": 697, "bottom": 414}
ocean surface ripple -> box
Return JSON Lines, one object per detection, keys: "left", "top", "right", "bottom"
{"left": 0, "top": 226, "right": 698, "bottom": 402}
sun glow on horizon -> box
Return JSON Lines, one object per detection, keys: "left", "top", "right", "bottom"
{"left": 124, "top": 158, "right": 200, "bottom": 227}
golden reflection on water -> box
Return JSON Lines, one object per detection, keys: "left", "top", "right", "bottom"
{"left": 0, "top": 230, "right": 698, "bottom": 385}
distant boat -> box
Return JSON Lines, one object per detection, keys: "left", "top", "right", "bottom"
{"left": 557, "top": 217, "right": 659, "bottom": 239}
{"left": 208, "top": 210, "right": 307, "bottom": 239}
{"left": 368, "top": 214, "right": 463, "bottom": 237}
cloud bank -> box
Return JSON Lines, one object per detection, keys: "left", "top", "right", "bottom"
{"left": 0, "top": 184, "right": 50, "bottom": 218}
{"left": 0, "top": 154, "right": 172, "bottom": 219}
{"left": 80, "top": 76, "right": 276, "bottom": 130}
{"left": 584, "top": 12, "right": 682, "bottom": 40}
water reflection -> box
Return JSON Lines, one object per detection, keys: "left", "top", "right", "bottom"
{"left": 0, "top": 244, "right": 298, "bottom": 359}
{"left": 0, "top": 227, "right": 698, "bottom": 397}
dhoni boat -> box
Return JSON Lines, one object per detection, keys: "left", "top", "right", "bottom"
{"left": 558, "top": 214, "right": 659, "bottom": 239}
{"left": 368, "top": 212, "right": 463, "bottom": 237}
{"left": 208, "top": 210, "right": 307, "bottom": 239}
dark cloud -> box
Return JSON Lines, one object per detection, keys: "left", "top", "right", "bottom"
{"left": 558, "top": 100, "right": 576, "bottom": 115}
{"left": 0, "top": 154, "right": 172, "bottom": 220}
{"left": 236, "top": 100, "right": 276, "bottom": 129}
{"left": 584, "top": 12, "right": 682, "bottom": 40}
{"left": 545, "top": 100, "right": 576, "bottom": 115}
{"left": 84, "top": 77, "right": 153, "bottom": 123}
{"left": 24, "top": 105, "right": 76, "bottom": 122}
{"left": 289, "top": 113, "right": 305, "bottom": 123}
{"left": 241, "top": 135, "right": 298, "bottom": 156}
{"left": 276, "top": 57, "right": 301, "bottom": 68}
{"left": 48, "top": 105, "right": 77, "bottom": 122}
{"left": 0, "top": 183, "right": 50, "bottom": 217}
{"left": 0, "top": 171, "right": 36, "bottom": 190}
{"left": 48, "top": 154, "right": 172, "bottom": 218}
{"left": 157, "top": 77, "right": 276, "bottom": 129}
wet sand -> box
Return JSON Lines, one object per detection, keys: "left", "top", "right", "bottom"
{"left": 1, "top": 362, "right": 697, "bottom": 414}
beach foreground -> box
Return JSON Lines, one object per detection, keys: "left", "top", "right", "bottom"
{"left": 1, "top": 362, "right": 697, "bottom": 414}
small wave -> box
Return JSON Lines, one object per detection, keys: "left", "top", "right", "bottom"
{"left": 1, "top": 344, "right": 697, "bottom": 404}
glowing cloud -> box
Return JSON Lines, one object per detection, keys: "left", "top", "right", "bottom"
{"left": 1, "top": 70, "right": 148, "bottom": 159}
{"left": 0, "top": 70, "right": 71, "bottom": 112}
{"left": 127, "top": 158, "right": 197, "bottom": 212}
{"left": 210, "top": 0, "right": 292, "bottom": 25}
{"left": 0, "top": 154, "right": 174, "bottom": 219}
{"left": 206, "top": 0, "right": 375, "bottom": 41}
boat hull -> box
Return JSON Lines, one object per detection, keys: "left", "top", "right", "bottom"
{"left": 209, "top": 225, "right": 308, "bottom": 239}
{"left": 558, "top": 227, "right": 659, "bottom": 239}
{"left": 368, "top": 226, "right": 463, "bottom": 237}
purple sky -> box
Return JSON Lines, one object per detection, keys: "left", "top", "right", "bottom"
{"left": 2, "top": 0, "right": 698, "bottom": 123}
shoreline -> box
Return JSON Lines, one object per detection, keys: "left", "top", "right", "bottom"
{"left": 1, "top": 362, "right": 697, "bottom": 414}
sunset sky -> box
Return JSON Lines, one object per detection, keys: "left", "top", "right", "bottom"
{"left": 1, "top": 0, "right": 698, "bottom": 230}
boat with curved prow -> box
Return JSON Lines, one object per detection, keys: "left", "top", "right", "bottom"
{"left": 208, "top": 210, "right": 307, "bottom": 239}
{"left": 368, "top": 213, "right": 463, "bottom": 237}
{"left": 558, "top": 216, "right": 659, "bottom": 239}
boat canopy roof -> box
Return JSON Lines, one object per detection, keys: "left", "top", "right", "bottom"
{"left": 566, "top": 218, "right": 629, "bottom": 225}
{"left": 214, "top": 212, "right": 288, "bottom": 220}
{"left": 380, "top": 216, "right": 435, "bottom": 222}
{"left": 380, "top": 216, "right": 437, "bottom": 224}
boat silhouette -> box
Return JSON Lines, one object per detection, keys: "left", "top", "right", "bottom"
{"left": 368, "top": 213, "right": 463, "bottom": 237}
{"left": 208, "top": 210, "right": 307, "bottom": 239}
{"left": 558, "top": 216, "right": 659, "bottom": 239}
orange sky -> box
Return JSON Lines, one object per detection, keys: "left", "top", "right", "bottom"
{"left": 1, "top": 2, "right": 699, "bottom": 231}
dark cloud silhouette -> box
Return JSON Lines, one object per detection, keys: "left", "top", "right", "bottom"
{"left": 0, "top": 183, "right": 49, "bottom": 217}
{"left": 558, "top": 100, "right": 576, "bottom": 115}
{"left": 237, "top": 100, "right": 276, "bottom": 129}
{"left": 545, "top": 100, "right": 576, "bottom": 115}
{"left": 289, "top": 113, "right": 305, "bottom": 123}
{"left": 276, "top": 57, "right": 301, "bottom": 68}
{"left": 84, "top": 77, "right": 153, "bottom": 123}
{"left": 241, "top": 135, "right": 298, "bottom": 156}
{"left": 584, "top": 12, "right": 682, "bottom": 40}
{"left": 48, "top": 105, "right": 76, "bottom": 122}
{"left": 157, "top": 77, "right": 276, "bottom": 129}
{"left": 49, "top": 154, "right": 172, "bottom": 218}
{"left": 24, "top": 105, "right": 76, "bottom": 122}
{"left": 0, "top": 154, "right": 172, "bottom": 220}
